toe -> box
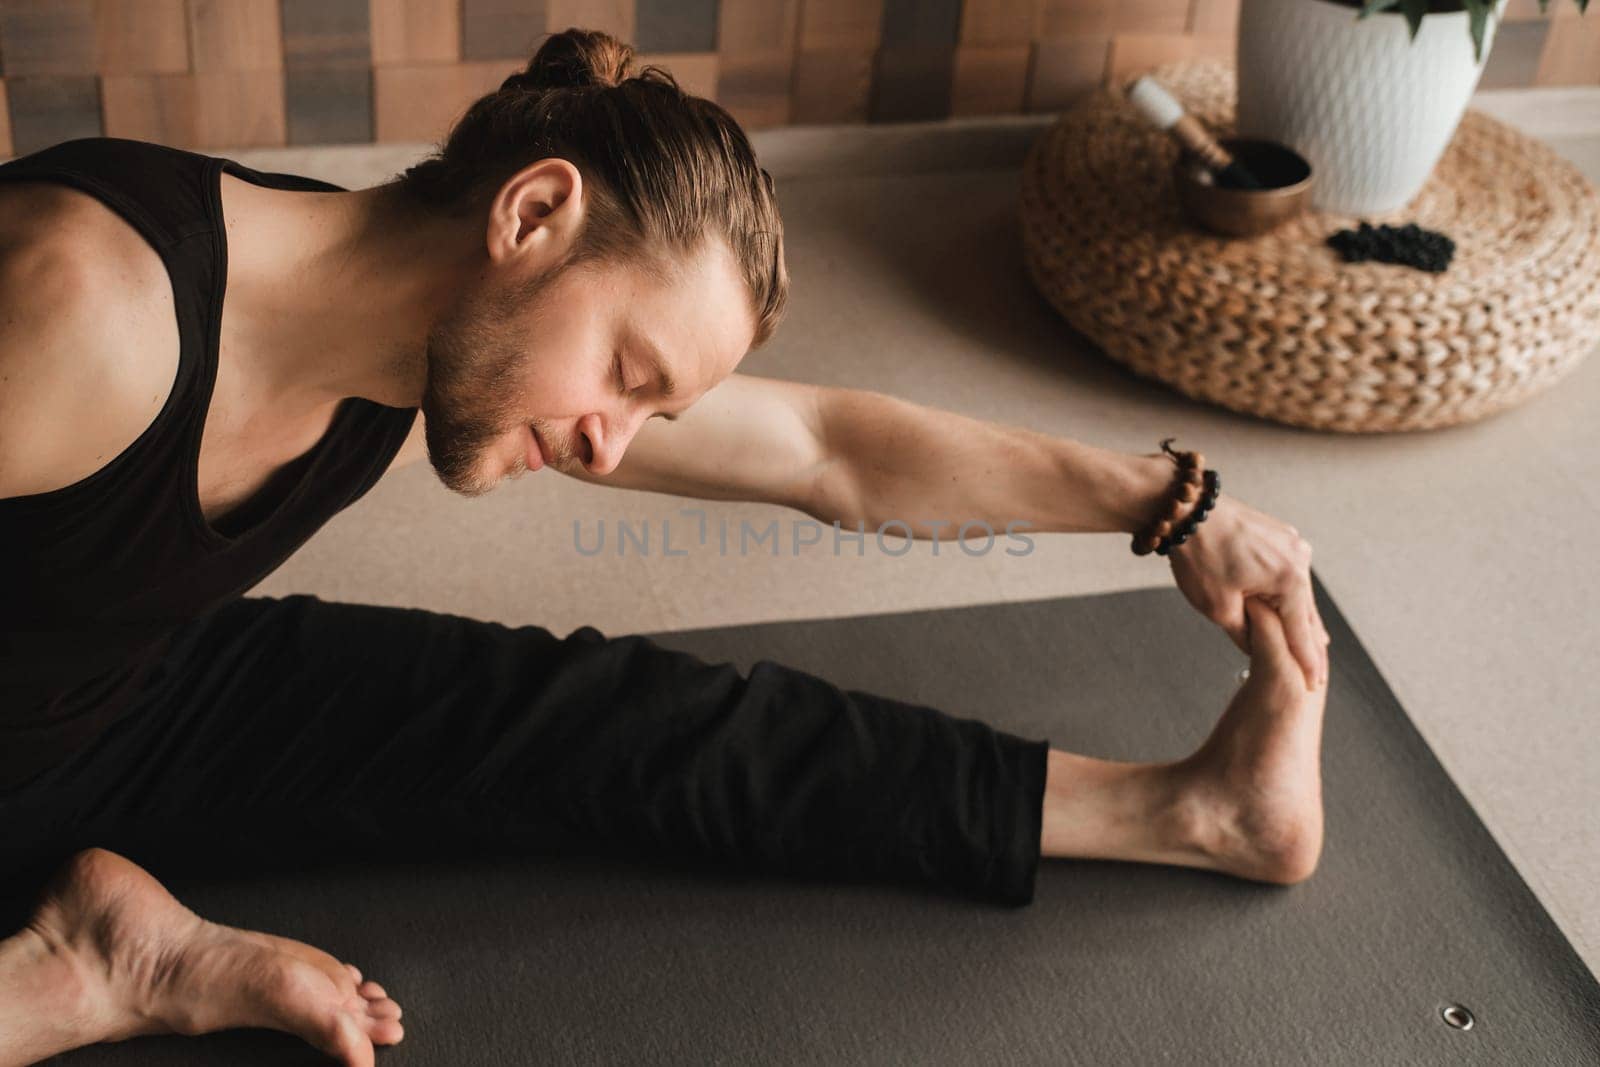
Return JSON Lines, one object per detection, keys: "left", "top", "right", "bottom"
{"left": 261, "top": 957, "right": 378, "bottom": 1066}
{"left": 326, "top": 1012, "right": 377, "bottom": 1067}
{"left": 366, "top": 996, "right": 402, "bottom": 1020}
{"left": 368, "top": 1016, "right": 405, "bottom": 1046}
{"left": 344, "top": 963, "right": 362, "bottom": 985}
{"left": 358, "top": 980, "right": 387, "bottom": 1000}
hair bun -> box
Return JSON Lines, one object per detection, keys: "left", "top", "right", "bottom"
{"left": 505, "top": 28, "right": 634, "bottom": 94}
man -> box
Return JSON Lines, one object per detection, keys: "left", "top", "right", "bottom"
{"left": 0, "top": 29, "right": 1329, "bottom": 1067}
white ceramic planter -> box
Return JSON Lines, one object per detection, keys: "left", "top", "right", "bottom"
{"left": 1235, "top": 0, "right": 1504, "bottom": 215}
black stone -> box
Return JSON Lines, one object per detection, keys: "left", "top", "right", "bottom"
{"left": 1326, "top": 220, "right": 1455, "bottom": 273}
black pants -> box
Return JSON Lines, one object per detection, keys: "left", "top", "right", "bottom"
{"left": 0, "top": 595, "right": 1050, "bottom": 910}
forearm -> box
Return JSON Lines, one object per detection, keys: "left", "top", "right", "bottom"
{"left": 812, "top": 388, "right": 1175, "bottom": 539}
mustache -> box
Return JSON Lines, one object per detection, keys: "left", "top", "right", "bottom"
{"left": 529, "top": 421, "right": 575, "bottom": 467}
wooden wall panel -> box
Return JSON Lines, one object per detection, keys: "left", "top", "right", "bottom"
{"left": 101, "top": 73, "right": 199, "bottom": 146}
{"left": 187, "top": 0, "right": 283, "bottom": 72}
{"left": 800, "top": 0, "right": 884, "bottom": 51}
{"left": 716, "top": 52, "right": 792, "bottom": 127}
{"left": 881, "top": 0, "right": 962, "bottom": 49}
{"left": 104, "top": 65, "right": 282, "bottom": 151}
{"left": 0, "top": 0, "right": 97, "bottom": 77}
{"left": 193, "top": 69, "right": 287, "bottom": 146}
{"left": 0, "top": 82, "right": 12, "bottom": 156}
{"left": 370, "top": 0, "right": 461, "bottom": 64}
{"left": 791, "top": 47, "right": 874, "bottom": 123}
{"left": 1188, "top": 0, "right": 1240, "bottom": 36}
{"left": 1105, "top": 32, "right": 1233, "bottom": 86}
{"left": 0, "top": 81, "right": 12, "bottom": 156}
{"left": 373, "top": 59, "right": 514, "bottom": 141}
{"left": 1481, "top": 19, "right": 1552, "bottom": 88}
{"left": 1503, "top": 0, "right": 1552, "bottom": 20}
{"left": 716, "top": 0, "right": 800, "bottom": 127}
{"left": 95, "top": 0, "right": 189, "bottom": 75}
{"left": 462, "top": 0, "right": 547, "bottom": 60}
{"left": 719, "top": 0, "right": 798, "bottom": 52}
{"left": 636, "top": 0, "right": 718, "bottom": 54}
{"left": 283, "top": 0, "right": 372, "bottom": 145}
{"left": 1535, "top": 8, "right": 1600, "bottom": 84}
{"left": 635, "top": 51, "right": 718, "bottom": 98}
{"left": 287, "top": 65, "right": 373, "bottom": 145}
{"left": 546, "top": 0, "right": 633, "bottom": 42}
{"left": 1113, "top": 0, "right": 1191, "bottom": 34}
{"left": 871, "top": 46, "right": 956, "bottom": 122}
{"left": 1026, "top": 35, "right": 1108, "bottom": 111}
{"left": 1043, "top": 0, "right": 1188, "bottom": 36}
{"left": 872, "top": 0, "right": 960, "bottom": 121}
{"left": 6, "top": 74, "right": 101, "bottom": 154}
{"left": 959, "top": 0, "right": 1039, "bottom": 47}
{"left": 284, "top": 0, "right": 371, "bottom": 69}
{"left": 951, "top": 43, "right": 1030, "bottom": 115}
{"left": 0, "top": 0, "right": 1583, "bottom": 152}
{"left": 1039, "top": 0, "right": 1113, "bottom": 38}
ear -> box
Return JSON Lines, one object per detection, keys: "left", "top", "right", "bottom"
{"left": 485, "top": 157, "right": 583, "bottom": 268}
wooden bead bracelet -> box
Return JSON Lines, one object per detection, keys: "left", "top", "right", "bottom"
{"left": 1130, "top": 437, "right": 1222, "bottom": 557}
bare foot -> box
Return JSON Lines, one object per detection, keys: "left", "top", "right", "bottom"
{"left": 13, "top": 847, "right": 402, "bottom": 1065}
{"left": 1174, "top": 597, "right": 1329, "bottom": 885}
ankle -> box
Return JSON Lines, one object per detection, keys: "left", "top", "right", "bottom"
{"left": 1137, "top": 760, "right": 1216, "bottom": 863}
{"left": 1161, "top": 757, "right": 1228, "bottom": 859}
{"left": 1165, "top": 754, "right": 1323, "bottom": 884}
{"left": 1039, "top": 751, "right": 1205, "bottom": 866}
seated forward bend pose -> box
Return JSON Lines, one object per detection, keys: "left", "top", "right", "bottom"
{"left": 0, "top": 28, "right": 1332, "bottom": 1067}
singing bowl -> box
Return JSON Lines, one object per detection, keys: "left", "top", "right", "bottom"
{"left": 1173, "top": 138, "right": 1314, "bottom": 237}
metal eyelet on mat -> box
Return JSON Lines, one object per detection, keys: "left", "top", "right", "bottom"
{"left": 1441, "top": 1004, "right": 1475, "bottom": 1031}
{"left": 1236, "top": 666, "right": 1250, "bottom": 685}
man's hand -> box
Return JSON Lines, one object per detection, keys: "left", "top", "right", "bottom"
{"left": 1166, "top": 494, "right": 1330, "bottom": 689}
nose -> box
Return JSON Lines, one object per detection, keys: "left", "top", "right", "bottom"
{"left": 576, "top": 408, "right": 645, "bottom": 476}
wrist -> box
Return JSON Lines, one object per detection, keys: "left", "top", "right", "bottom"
{"left": 1166, "top": 489, "right": 1227, "bottom": 558}
{"left": 1110, "top": 451, "right": 1183, "bottom": 536}
{"left": 1125, "top": 440, "right": 1220, "bottom": 557}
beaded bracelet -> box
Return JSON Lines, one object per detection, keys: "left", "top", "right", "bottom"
{"left": 1130, "top": 438, "right": 1221, "bottom": 557}
{"left": 1156, "top": 469, "right": 1220, "bottom": 555}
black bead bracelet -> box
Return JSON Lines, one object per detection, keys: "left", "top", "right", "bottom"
{"left": 1155, "top": 469, "right": 1220, "bottom": 556}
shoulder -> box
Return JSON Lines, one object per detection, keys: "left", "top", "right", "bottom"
{"left": 0, "top": 187, "right": 179, "bottom": 500}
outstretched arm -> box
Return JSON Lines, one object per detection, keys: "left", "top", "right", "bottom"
{"left": 591, "top": 373, "right": 1328, "bottom": 688}
{"left": 389, "top": 372, "right": 1328, "bottom": 687}
{"left": 805, "top": 386, "right": 1181, "bottom": 538}
{"left": 558, "top": 372, "right": 1179, "bottom": 538}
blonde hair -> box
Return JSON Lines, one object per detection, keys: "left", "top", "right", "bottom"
{"left": 398, "top": 27, "right": 788, "bottom": 348}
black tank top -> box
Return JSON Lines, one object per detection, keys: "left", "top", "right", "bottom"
{"left": 0, "top": 137, "right": 419, "bottom": 789}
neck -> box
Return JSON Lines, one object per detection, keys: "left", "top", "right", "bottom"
{"left": 219, "top": 176, "right": 482, "bottom": 418}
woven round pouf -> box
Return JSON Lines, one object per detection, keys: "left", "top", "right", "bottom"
{"left": 1020, "top": 59, "right": 1600, "bottom": 433}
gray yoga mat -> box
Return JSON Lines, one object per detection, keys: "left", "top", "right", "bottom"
{"left": 42, "top": 570, "right": 1600, "bottom": 1065}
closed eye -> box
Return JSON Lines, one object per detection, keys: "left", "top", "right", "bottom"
{"left": 616, "top": 350, "right": 678, "bottom": 421}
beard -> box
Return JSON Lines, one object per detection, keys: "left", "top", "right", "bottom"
{"left": 419, "top": 266, "right": 558, "bottom": 496}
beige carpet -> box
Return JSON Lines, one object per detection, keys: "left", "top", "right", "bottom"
{"left": 229, "top": 87, "right": 1600, "bottom": 978}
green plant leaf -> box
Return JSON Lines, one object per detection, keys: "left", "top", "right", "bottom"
{"left": 1400, "top": 0, "right": 1428, "bottom": 39}
{"left": 1360, "top": 0, "right": 1584, "bottom": 52}
{"left": 1468, "top": 1, "right": 1490, "bottom": 62}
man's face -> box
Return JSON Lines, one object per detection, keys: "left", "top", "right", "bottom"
{"left": 420, "top": 238, "right": 754, "bottom": 496}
